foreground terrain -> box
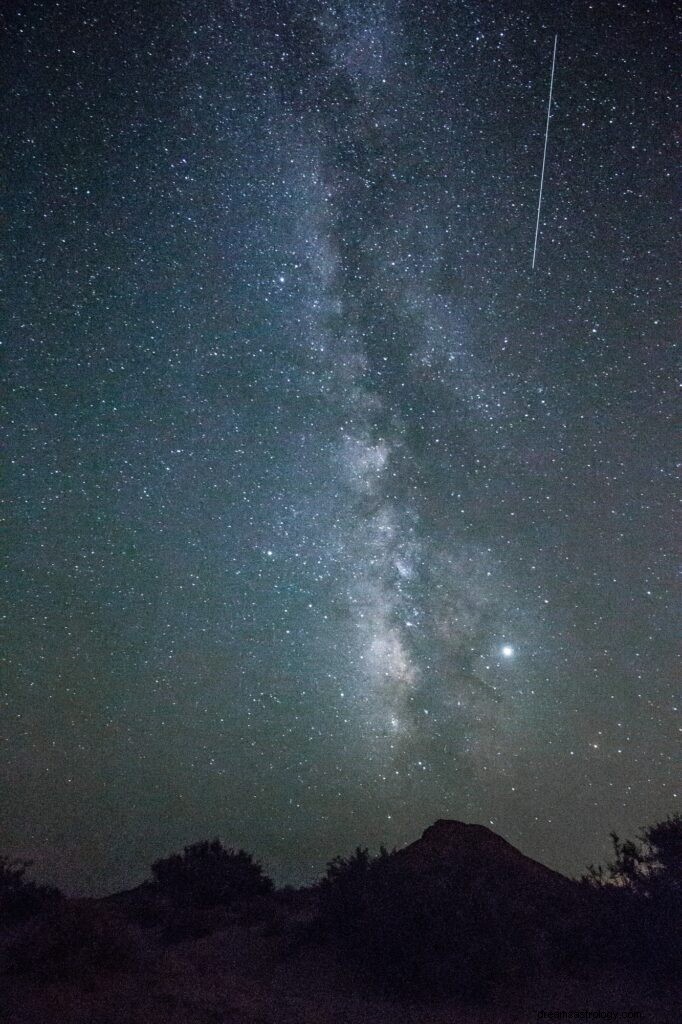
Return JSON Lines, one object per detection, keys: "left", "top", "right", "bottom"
{"left": 1, "top": 821, "right": 679, "bottom": 1023}
{"left": 2, "top": 904, "right": 677, "bottom": 1024}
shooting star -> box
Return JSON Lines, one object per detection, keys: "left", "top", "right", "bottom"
{"left": 532, "top": 34, "right": 558, "bottom": 270}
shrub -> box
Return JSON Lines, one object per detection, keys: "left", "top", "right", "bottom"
{"left": 122, "top": 886, "right": 166, "bottom": 928}
{"left": 151, "top": 839, "right": 273, "bottom": 908}
{"left": 318, "top": 846, "right": 542, "bottom": 1000}
{"left": 3, "top": 903, "right": 141, "bottom": 979}
{"left": 581, "top": 814, "right": 682, "bottom": 982}
{"left": 0, "top": 856, "right": 62, "bottom": 924}
{"left": 161, "top": 903, "right": 229, "bottom": 944}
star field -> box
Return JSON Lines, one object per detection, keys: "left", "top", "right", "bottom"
{"left": 2, "top": 0, "right": 678, "bottom": 894}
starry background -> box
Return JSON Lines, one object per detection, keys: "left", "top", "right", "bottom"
{"left": 2, "top": 0, "right": 678, "bottom": 895}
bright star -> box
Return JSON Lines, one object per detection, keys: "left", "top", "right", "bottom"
{"left": 501, "top": 645, "right": 514, "bottom": 658}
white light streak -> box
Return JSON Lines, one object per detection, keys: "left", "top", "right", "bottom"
{"left": 532, "top": 35, "right": 558, "bottom": 270}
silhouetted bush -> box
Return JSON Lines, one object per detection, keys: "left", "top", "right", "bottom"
{"left": 318, "top": 846, "right": 545, "bottom": 1000}
{"left": 581, "top": 814, "right": 682, "bottom": 982}
{"left": 3, "top": 903, "right": 141, "bottom": 979}
{"left": 161, "top": 903, "right": 230, "bottom": 944}
{"left": 122, "top": 886, "right": 166, "bottom": 928}
{"left": 151, "top": 839, "right": 273, "bottom": 909}
{"left": 0, "top": 856, "right": 62, "bottom": 924}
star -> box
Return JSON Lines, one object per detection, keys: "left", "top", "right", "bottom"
{"left": 1, "top": 0, "right": 675, "bottom": 898}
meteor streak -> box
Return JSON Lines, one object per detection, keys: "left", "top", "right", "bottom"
{"left": 532, "top": 34, "right": 558, "bottom": 270}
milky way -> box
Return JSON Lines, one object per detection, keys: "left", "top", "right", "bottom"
{"left": 3, "top": 0, "right": 678, "bottom": 894}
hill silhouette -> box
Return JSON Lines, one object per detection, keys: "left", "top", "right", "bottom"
{"left": 398, "top": 819, "right": 574, "bottom": 889}
{"left": 317, "top": 820, "right": 591, "bottom": 1000}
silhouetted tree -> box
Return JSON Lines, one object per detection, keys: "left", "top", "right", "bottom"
{"left": 584, "top": 813, "right": 681, "bottom": 897}
{"left": 582, "top": 814, "right": 682, "bottom": 982}
{"left": 151, "top": 839, "right": 273, "bottom": 908}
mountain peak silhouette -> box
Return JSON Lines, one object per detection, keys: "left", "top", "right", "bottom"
{"left": 395, "top": 819, "right": 575, "bottom": 895}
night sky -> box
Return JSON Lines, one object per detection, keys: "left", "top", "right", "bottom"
{"left": 3, "top": 0, "right": 678, "bottom": 896}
